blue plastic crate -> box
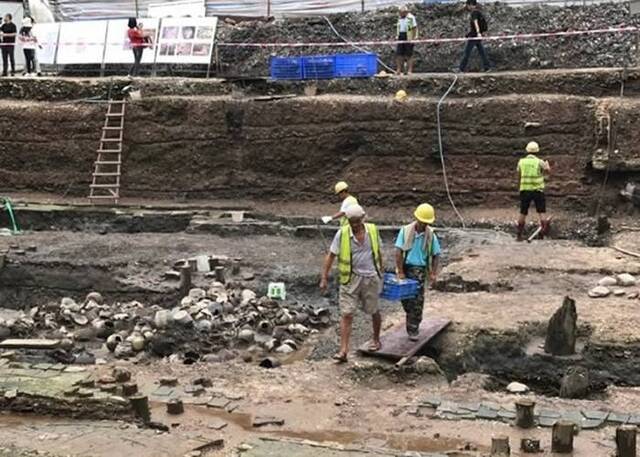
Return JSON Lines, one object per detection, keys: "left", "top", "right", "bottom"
{"left": 270, "top": 56, "right": 303, "bottom": 80}
{"left": 380, "top": 273, "right": 420, "bottom": 301}
{"left": 335, "top": 53, "right": 378, "bottom": 78}
{"left": 302, "top": 55, "right": 336, "bottom": 80}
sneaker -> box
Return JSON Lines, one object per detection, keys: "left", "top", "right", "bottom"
{"left": 408, "top": 333, "right": 419, "bottom": 342}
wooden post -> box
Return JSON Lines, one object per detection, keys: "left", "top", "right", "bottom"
{"left": 179, "top": 265, "right": 192, "bottom": 297}
{"left": 130, "top": 395, "right": 150, "bottom": 423}
{"left": 491, "top": 436, "right": 510, "bottom": 456}
{"left": 515, "top": 399, "right": 536, "bottom": 429}
{"left": 215, "top": 266, "right": 226, "bottom": 284}
{"left": 552, "top": 421, "right": 575, "bottom": 453}
{"left": 616, "top": 426, "right": 637, "bottom": 457}
{"left": 167, "top": 398, "right": 184, "bottom": 415}
{"left": 231, "top": 260, "right": 241, "bottom": 276}
{"left": 122, "top": 383, "right": 138, "bottom": 396}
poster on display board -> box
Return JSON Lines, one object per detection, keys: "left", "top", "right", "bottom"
{"left": 56, "top": 20, "right": 108, "bottom": 65}
{"left": 155, "top": 17, "right": 217, "bottom": 64}
{"left": 33, "top": 23, "right": 60, "bottom": 65}
{"left": 148, "top": 0, "right": 206, "bottom": 18}
{"left": 104, "top": 18, "right": 160, "bottom": 64}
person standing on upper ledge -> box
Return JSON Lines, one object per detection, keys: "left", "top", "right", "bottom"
{"left": 396, "top": 5, "right": 418, "bottom": 76}
{"left": 458, "top": 0, "right": 491, "bottom": 73}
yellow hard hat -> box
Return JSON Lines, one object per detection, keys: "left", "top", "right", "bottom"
{"left": 414, "top": 203, "right": 435, "bottom": 224}
{"left": 395, "top": 89, "right": 407, "bottom": 101}
{"left": 526, "top": 141, "right": 540, "bottom": 154}
{"left": 334, "top": 181, "right": 349, "bottom": 194}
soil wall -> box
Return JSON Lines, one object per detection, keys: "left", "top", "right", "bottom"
{"left": 2, "top": 91, "right": 632, "bottom": 207}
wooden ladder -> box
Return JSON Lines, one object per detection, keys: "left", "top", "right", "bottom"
{"left": 89, "top": 99, "right": 126, "bottom": 205}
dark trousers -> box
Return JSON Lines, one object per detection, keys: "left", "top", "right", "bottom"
{"left": 1, "top": 46, "right": 15, "bottom": 75}
{"left": 401, "top": 266, "right": 426, "bottom": 335}
{"left": 23, "top": 49, "right": 35, "bottom": 74}
{"left": 130, "top": 47, "right": 144, "bottom": 76}
{"left": 459, "top": 38, "right": 490, "bottom": 71}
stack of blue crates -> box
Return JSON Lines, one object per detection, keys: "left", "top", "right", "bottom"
{"left": 270, "top": 53, "right": 377, "bottom": 81}
{"left": 269, "top": 56, "right": 304, "bottom": 80}
{"left": 379, "top": 273, "right": 420, "bottom": 301}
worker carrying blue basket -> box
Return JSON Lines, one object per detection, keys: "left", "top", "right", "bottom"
{"left": 393, "top": 203, "right": 441, "bottom": 341}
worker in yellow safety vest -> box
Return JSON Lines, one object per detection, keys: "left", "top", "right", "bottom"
{"left": 321, "top": 181, "right": 359, "bottom": 226}
{"left": 320, "top": 204, "right": 383, "bottom": 363}
{"left": 517, "top": 141, "right": 551, "bottom": 241}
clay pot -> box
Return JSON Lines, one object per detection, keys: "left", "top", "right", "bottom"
{"left": 106, "top": 334, "right": 123, "bottom": 352}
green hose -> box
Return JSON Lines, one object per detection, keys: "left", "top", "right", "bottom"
{"left": 3, "top": 198, "right": 19, "bottom": 234}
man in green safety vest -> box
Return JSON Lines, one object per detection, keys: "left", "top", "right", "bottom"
{"left": 395, "top": 203, "right": 441, "bottom": 341}
{"left": 517, "top": 141, "right": 551, "bottom": 241}
{"left": 322, "top": 181, "right": 359, "bottom": 226}
{"left": 320, "top": 204, "right": 383, "bottom": 363}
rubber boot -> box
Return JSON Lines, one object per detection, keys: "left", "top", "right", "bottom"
{"left": 516, "top": 222, "right": 525, "bottom": 242}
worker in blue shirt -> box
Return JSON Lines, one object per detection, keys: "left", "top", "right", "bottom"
{"left": 394, "top": 204, "right": 441, "bottom": 341}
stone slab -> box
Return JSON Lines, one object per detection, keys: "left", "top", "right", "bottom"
{"left": 476, "top": 405, "right": 499, "bottom": 420}
{"left": 608, "top": 413, "right": 630, "bottom": 424}
{"left": 538, "top": 408, "right": 562, "bottom": 418}
{"left": 0, "top": 339, "right": 60, "bottom": 349}
{"left": 241, "top": 439, "right": 448, "bottom": 457}
{"left": 207, "top": 397, "right": 231, "bottom": 409}
{"left": 581, "top": 418, "right": 605, "bottom": 429}
{"left": 583, "top": 410, "right": 609, "bottom": 421}
{"left": 358, "top": 318, "right": 451, "bottom": 361}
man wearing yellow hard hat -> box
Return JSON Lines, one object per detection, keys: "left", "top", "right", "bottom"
{"left": 394, "top": 203, "right": 441, "bottom": 341}
{"left": 322, "top": 181, "right": 359, "bottom": 226}
{"left": 517, "top": 141, "right": 551, "bottom": 241}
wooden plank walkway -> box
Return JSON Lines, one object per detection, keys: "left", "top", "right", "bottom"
{"left": 358, "top": 317, "right": 451, "bottom": 361}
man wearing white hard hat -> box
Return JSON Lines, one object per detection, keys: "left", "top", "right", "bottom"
{"left": 321, "top": 181, "right": 358, "bottom": 226}
{"left": 395, "top": 203, "right": 441, "bottom": 341}
{"left": 517, "top": 141, "right": 551, "bottom": 241}
{"left": 320, "top": 204, "right": 383, "bottom": 363}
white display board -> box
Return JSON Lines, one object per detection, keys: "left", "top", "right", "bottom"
{"left": 148, "top": 0, "right": 206, "bottom": 18}
{"left": 56, "top": 20, "right": 108, "bottom": 65}
{"left": 33, "top": 22, "right": 60, "bottom": 65}
{"left": 104, "top": 18, "right": 160, "bottom": 64}
{"left": 155, "top": 16, "right": 217, "bottom": 64}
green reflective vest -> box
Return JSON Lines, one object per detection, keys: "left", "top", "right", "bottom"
{"left": 338, "top": 223, "right": 382, "bottom": 285}
{"left": 518, "top": 154, "right": 545, "bottom": 191}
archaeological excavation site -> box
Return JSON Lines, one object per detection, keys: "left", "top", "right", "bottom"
{"left": 0, "top": 1, "right": 640, "bottom": 456}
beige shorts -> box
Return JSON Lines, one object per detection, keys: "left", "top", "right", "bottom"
{"left": 339, "top": 275, "right": 381, "bottom": 316}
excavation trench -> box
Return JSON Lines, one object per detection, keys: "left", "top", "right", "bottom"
{"left": 0, "top": 208, "right": 631, "bottom": 402}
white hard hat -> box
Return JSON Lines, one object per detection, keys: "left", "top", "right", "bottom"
{"left": 526, "top": 141, "right": 540, "bottom": 154}
{"left": 344, "top": 204, "right": 365, "bottom": 219}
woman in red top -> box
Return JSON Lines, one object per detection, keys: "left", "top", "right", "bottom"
{"left": 127, "top": 18, "right": 146, "bottom": 76}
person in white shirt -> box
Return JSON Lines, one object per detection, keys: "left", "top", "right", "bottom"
{"left": 18, "top": 17, "right": 38, "bottom": 76}
{"left": 396, "top": 5, "right": 418, "bottom": 75}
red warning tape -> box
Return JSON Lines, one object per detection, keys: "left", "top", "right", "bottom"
{"left": 0, "top": 25, "right": 636, "bottom": 48}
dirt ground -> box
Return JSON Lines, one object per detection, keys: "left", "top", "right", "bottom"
{"left": 0, "top": 195, "right": 639, "bottom": 456}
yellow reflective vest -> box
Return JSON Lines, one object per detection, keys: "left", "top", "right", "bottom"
{"left": 518, "top": 154, "right": 545, "bottom": 191}
{"left": 337, "top": 223, "right": 382, "bottom": 285}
